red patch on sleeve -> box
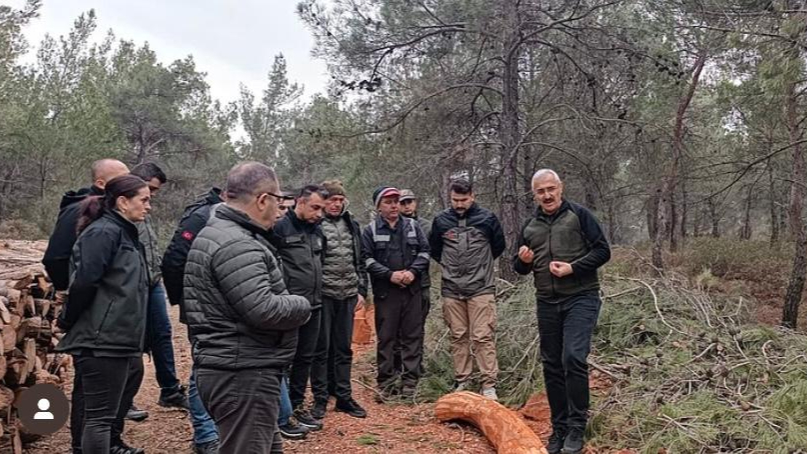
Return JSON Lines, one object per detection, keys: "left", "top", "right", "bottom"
{"left": 181, "top": 231, "right": 195, "bottom": 241}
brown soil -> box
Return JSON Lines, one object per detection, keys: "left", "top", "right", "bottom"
{"left": 23, "top": 305, "right": 561, "bottom": 454}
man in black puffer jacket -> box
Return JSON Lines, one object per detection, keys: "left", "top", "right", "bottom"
{"left": 268, "top": 184, "right": 328, "bottom": 430}
{"left": 184, "top": 162, "right": 311, "bottom": 454}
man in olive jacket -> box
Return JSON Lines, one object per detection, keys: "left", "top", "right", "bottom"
{"left": 184, "top": 162, "right": 311, "bottom": 454}
{"left": 514, "top": 169, "right": 610, "bottom": 454}
{"left": 268, "top": 184, "right": 328, "bottom": 428}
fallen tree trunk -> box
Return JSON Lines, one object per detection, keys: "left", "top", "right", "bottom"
{"left": 435, "top": 392, "right": 548, "bottom": 454}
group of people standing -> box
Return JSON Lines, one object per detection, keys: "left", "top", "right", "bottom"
{"left": 44, "top": 158, "right": 610, "bottom": 454}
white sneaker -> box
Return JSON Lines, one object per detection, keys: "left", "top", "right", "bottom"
{"left": 481, "top": 387, "right": 498, "bottom": 401}
{"left": 454, "top": 381, "right": 469, "bottom": 392}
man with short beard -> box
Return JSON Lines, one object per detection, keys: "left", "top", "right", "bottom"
{"left": 429, "top": 179, "right": 506, "bottom": 401}
{"left": 514, "top": 169, "right": 610, "bottom": 454}
{"left": 269, "top": 185, "right": 329, "bottom": 430}
{"left": 362, "top": 187, "right": 430, "bottom": 400}
{"left": 308, "top": 180, "right": 368, "bottom": 419}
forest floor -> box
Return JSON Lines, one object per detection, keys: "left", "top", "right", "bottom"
{"left": 24, "top": 305, "right": 568, "bottom": 454}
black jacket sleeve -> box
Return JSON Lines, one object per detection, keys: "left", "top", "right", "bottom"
{"left": 570, "top": 204, "right": 611, "bottom": 274}
{"left": 352, "top": 220, "right": 369, "bottom": 298}
{"left": 161, "top": 207, "right": 211, "bottom": 306}
{"left": 428, "top": 216, "right": 445, "bottom": 264}
{"left": 512, "top": 219, "right": 533, "bottom": 275}
{"left": 43, "top": 204, "right": 81, "bottom": 291}
{"left": 361, "top": 225, "right": 392, "bottom": 281}
{"left": 488, "top": 213, "right": 507, "bottom": 259}
{"left": 61, "top": 228, "right": 119, "bottom": 328}
{"left": 211, "top": 238, "right": 311, "bottom": 331}
{"left": 407, "top": 222, "right": 431, "bottom": 277}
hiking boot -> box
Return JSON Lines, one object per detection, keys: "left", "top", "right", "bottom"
{"left": 311, "top": 399, "right": 328, "bottom": 420}
{"left": 194, "top": 439, "right": 220, "bottom": 454}
{"left": 546, "top": 427, "right": 568, "bottom": 454}
{"left": 453, "top": 381, "right": 469, "bottom": 392}
{"left": 561, "top": 427, "right": 585, "bottom": 454}
{"left": 335, "top": 397, "right": 367, "bottom": 418}
{"left": 400, "top": 384, "right": 417, "bottom": 400}
{"left": 110, "top": 442, "right": 145, "bottom": 454}
{"left": 125, "top": 405, "right": 149, "bottom": 422}
{"left": 279, "top": 419, "right": 310, "bottom": 440}
{"left": 293, "top": 408, "right": 323, "bottom": 431}
{"left": 481, "top": 387, "right": 498, "bottom": 401}
{"left": 158, "top": 385, "right": 190, "bottom": 410}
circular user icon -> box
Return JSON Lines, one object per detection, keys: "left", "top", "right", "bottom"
{"left": 18, "top": 384, "right": 70, "bottom": 435}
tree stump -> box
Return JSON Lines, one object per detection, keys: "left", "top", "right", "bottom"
{"left": 435, "top": 392, "right": 548, "bottom": 454}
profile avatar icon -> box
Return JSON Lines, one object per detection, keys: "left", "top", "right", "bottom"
{"left": 34, "top": 398, "right": 55, "bottom": 420}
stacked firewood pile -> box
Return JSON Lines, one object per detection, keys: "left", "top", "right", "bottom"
{"left": 0, "top": 240, "right": 67, "bottom": 453}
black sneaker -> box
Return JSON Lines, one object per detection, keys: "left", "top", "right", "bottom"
{"left": 311, "top": 399, "right": 327, "bottom": 420}
{"left": 125, "top": 405, "right": 149, "bottom": 422}
{"left": 110, "top": 442, "right": 145, "bottom": 454}
{"left": 293, "top": 408, "right": 323, "bottom": 431}
{"left": 159, "top": 385, "right": 190, "bottom": 409}
{"left": 561, "top": 427, "right": 585, "bottom": 454}
{"left": 194, "top": 439, "right": 220, "bottom": 454}
{"left": 546, "top": 427, "right": 568, "bottom": 454}
{"left": 335, "top": 398, "right": 367, "bottom": 418}
{"left": 279, "top": 419, "right": 310, "bottom": 440}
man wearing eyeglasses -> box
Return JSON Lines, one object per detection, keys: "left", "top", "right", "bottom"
{"left": 269, "top": 185, "right": 329, "bottom": 431}
{"left": 513, "top": 169, "right": 610, "bottom": 454}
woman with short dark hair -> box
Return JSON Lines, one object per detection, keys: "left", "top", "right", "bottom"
{"left": 57, "top": 174, "right": 152, "bottom": 454}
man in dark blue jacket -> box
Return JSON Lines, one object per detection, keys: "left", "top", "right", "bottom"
{"left": 514, "top": 169, "right": 610, "bottom": 454}
{"left": 362, "top": 187, "right": 430, "bottom": 400}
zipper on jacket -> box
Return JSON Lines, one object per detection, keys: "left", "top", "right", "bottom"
{"left": 547, "top": 220, "right": 556, "bottom": 298}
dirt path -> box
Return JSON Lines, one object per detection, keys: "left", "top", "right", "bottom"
{"left": 24, "top": 305, "right": 516, "bottom": 453}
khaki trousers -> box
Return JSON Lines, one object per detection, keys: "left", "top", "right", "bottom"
{"left": 442, "top": 294, "right": 499, "bottom": 388}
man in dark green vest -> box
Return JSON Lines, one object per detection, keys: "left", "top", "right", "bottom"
{"left": 514, "top": 169, "right": 610, "bottom": 454}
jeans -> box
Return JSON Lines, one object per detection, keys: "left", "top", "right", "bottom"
{"left": 73, "top": 356, "right": 143, "bottom": 454}
{"left": 278, "top": 375, "right": 293, "bottom": 426}
{"left": 197, "top": 367, "right": 283, "bottom": 454}
{"left": 147, "top": 283, "right": 181, "bottom": 397}
{"left": 289, "top": 309, "right": 322, "bottom": 409}
{"left": 537, "top": 295, "right": 601, "bottom": 430}
{"left": 188, "top": 367, "right": 219, "bottom": 446}
{"left": 311, "top": 296, "right": 357, "bottom": 403}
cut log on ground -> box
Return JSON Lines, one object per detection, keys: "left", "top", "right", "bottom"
{"left": 435, "top": 391, "right": 548, "bottom": 454}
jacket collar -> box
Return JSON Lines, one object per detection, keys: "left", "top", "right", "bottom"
{"left": 450, "top": 202, "right": 479, "bottom": 219}
{"left": 286, "top": 207, "right": 319, "bottom": 232}
{"left": 535, "top": 200, "right": 570, "bottom": 221}
{"left": 216, "top": 204, "right": 270, "bottom": 236}
{"left": 205, "top": 187, "right": 223, "bottom": 205}
{"left": 103, "top": 209, "right": 140, "bottom": 241}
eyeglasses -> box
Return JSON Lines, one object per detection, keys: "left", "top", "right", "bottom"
{"left": 259, "top": 192, "right": 287, "bottom": 203}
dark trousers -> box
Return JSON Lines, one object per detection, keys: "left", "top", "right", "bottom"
{"left": 289, "top": 309, "right": 322, "bottom": 409}
{"left": 394, "top": 290, "right": 430, "bottom": 374}
{"left": 537, "top": 295, "right": 601, "bottom": 430}
{"left": 197, "top": 367, "right": 283, "bottom": 454}
{"left": 147, "top": 283, "right": 181, "bottom": 397}
{"left": 71, "top": 356, "right": 144, "bottom": 454}
{"left": 375, "top": 286, "right": 424, "bottom": 388}
{"left": 311, "top": 295, "right": 357, "bottom": 403}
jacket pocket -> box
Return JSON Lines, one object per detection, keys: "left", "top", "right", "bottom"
{"left": 94, "top": 298, "right": 115, "bottom": 341}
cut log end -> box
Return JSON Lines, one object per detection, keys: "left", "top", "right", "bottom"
{"left": 435, "top": 392, "right": 548, "bottom": 454}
